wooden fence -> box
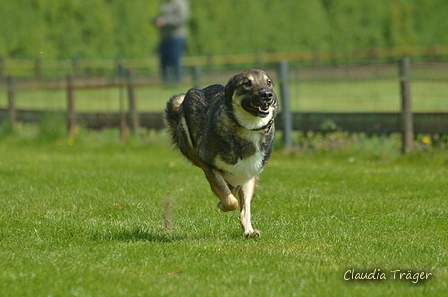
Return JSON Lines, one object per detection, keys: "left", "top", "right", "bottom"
{"left": 1, "top": 58, "right": 448, "bottom": 152}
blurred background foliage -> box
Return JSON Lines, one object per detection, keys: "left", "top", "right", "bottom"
{"left": 0, "top": 0, "right": 447, "bottom": 59}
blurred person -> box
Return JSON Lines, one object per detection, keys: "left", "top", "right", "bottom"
{"left": 153, "top": 0, "right": 190, "bottom": 83}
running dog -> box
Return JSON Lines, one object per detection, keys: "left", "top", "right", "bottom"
{"left": 164, "top": 69, "right": 278, "bottom": 237}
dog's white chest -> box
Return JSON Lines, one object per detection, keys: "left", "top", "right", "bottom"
{"left": 215, "top": 147, "right": 265, "bottom": 187}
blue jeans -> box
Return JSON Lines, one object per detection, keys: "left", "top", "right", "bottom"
{"left": 159, "top": 37, "right": 186, "bottom": 83}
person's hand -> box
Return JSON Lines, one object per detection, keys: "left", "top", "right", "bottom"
{"left": 154, "top": 17, "right": 166, "bottom": 28}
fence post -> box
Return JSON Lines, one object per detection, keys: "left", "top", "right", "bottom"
{"left": 35, "top": 58, "right": 42, "bottom": 79}
{"left": 7, "top": 76, "right": 16, "bottom": 132}
{"left": 255, "top": 52, "right": 263, "bottom": 69}
{"left": 118, "top": 64, "right": 128, "bottom": 141}
{"left": 126, "top": 68, "right": 140, "bottom": 135}
{"left": 73, "top": 55, "right": 81, "bottom": 76}
{"left": 192, "top": 65, "right": 202, "bottom": 89}
{"left": 400, "top": 57, "right": 413, "bottom": 153}
{"left": 428, "top": 45, "right": 437, "bottom": 62}
{"left": 278, "top": 61, "right": 293, "bottom": 148}
{"left": 207, "top": 54, "right": 215, "bottom": 72}
{"left": 66, "top": 74, "right": 76, "bottom": 135}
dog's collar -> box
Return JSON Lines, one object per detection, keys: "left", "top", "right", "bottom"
{"left": 250, "top": 119, "right": 274, "bottom": 133}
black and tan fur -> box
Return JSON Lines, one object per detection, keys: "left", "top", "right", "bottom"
{"left": 165, "top": 69, "right": 278, "bottom": 237}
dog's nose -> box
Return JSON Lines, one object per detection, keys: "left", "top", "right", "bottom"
{"left": 260, "top": 90, "right": 274, "bottom": 103}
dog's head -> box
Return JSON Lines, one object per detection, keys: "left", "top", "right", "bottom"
{"left": 225, "top": 69, "right": 278, "bottom": 130}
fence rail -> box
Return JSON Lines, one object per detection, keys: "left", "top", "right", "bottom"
{"left": 1, "top": 58, "right": 448, "bottom": 152}
{"left": 1, "top": 109, "right": 446, "bottom": 135}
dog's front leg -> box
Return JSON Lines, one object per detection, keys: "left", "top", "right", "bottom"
{"left": 203, "top": 168, "right": 239, "bottom": 212}
{"left": 239, "top": 177, "right": 260, "bottom": 238}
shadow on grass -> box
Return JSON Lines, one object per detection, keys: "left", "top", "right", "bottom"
{"left": 90, "top": 227, "right": 187, "bottom": 243}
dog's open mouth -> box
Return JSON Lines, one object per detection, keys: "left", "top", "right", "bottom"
{"left": 247, "top": 102, "right": 270, "bottom": 113}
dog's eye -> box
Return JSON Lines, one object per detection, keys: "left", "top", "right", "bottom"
{"left": 267, "top": 80, "right": 273, "bottom": 87}
{"left": 243, "top": 81, "right": 252, "bottom": 88}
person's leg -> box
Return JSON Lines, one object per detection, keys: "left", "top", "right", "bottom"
{"left": 172, "top": 37, "right": 186, "bottom": 82}
{"left": 159, "top": 40, "right": 170, "bottom": 82}
{"left": 161, "top": 37, "right": 186, "bottom": 83}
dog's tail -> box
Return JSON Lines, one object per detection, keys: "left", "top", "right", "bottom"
{"left": 164, "top": 94, "right": 185, "bottom": 144}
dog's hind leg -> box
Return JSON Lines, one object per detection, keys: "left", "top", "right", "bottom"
{"left": 203, "top": 168, "right": 239, "bottom": 212}
{"left": 238, "top": 177, "right": 260, "bottom": 238}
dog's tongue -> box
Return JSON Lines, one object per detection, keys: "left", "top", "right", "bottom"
{"left": 259, "top": 103, "right": 269, "bottom": 111}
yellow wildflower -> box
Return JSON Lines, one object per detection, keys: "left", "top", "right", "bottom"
{"left": 421, "top": 136, "right": 431, "bottom": 144}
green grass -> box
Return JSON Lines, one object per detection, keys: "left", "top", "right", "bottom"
{"left": 1, "top": 79, "right": 448, "bottom": 113}
{"left": 289, "top": 81, "right": 401, "bottom": 112}
{"left": 0, "top": 131, "right": 447, "bottom": 296}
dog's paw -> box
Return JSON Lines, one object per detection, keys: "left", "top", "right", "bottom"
{"left": 244, "top": 230, "right": 261, "bottom": 238}
{"left": 217, "top": 201, "right": 238, "bottom": 212}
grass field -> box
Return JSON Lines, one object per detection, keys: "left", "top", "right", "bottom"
{"left": 0, "top": 130, "right": 447, "bottom": 296}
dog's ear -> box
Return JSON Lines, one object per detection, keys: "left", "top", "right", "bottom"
{"left": 224, "top": 74, "right": 240, "bottom": 101}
